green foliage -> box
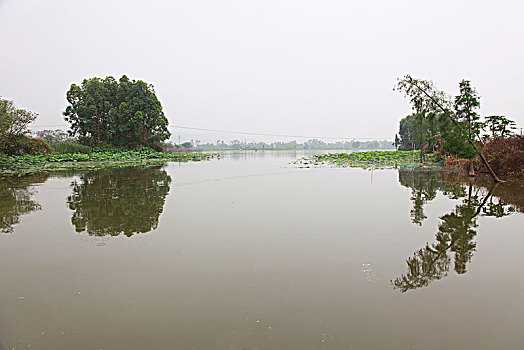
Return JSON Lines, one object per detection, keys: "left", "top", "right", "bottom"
{"left": 483, "top": 115, "right": 517, "bottom": 138}
{"left": 395, "top": 76, "right": 452, "bottom": 116}
{"left": 63, "top": 75, "right": 171, "bottom": 148}
{"left": 454, "top": 80, "right": 482, "bottom": 141}
{"left": 49, "top": 141, "right": 93, "bottom": 154}
{"left": 0, "top": 149, "right": 215, "bottom": 177}
{"left": 395, "top": 76, "right": 452, "bottom": 161}
{"left": 298, "top": 150, "right": 435, "bottom": 169}
{"left": 394, "top": 76, "right": 517, "bottom": 164}
{"left": 439, "top": 123, "right": 476, "bottom": 159}
{"left": 0, "top": 98, "right": 38, "bottom": 153}
{"left": 0, "top": 135, "right": 51, "bottom": 156}
{"left": 398, "top": 114, "right": 418, "bottom": 150}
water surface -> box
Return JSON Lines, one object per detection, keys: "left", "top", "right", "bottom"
{"left": 0, "top": 151, "right": 522, "bottom": 349}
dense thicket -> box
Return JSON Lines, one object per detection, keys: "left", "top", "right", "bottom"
{"left": 64, "top": 75, "right": 170, "bottom": 148}
{"left": 474, "top": 135, "right": 524, "bottom": 176}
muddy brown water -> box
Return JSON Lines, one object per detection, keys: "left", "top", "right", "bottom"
{"left": 0, "top": 150, "right": 522, "bottom": 349}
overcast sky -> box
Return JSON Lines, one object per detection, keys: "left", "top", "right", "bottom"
{"left": 0, "top": 0, "right": 522, "bottom": 142}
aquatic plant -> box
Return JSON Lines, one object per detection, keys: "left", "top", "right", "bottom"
{"left": 296, "top": 150, "right": 436, "bottom": 169}
{"left": 0, "top": 149, "right": 217, "bottom": 177}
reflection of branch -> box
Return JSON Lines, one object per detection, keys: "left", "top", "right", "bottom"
{"left": 393, "top": 182, "right": 497, "bottom": 292}
{"left": 474, "top": 183, "right": 498, "bottom": 218}
{"left": 392, "top": 244, "right": 450, "bottom": 292}
{"left": 0, "top": 175, "right": 47, "bottom": 234}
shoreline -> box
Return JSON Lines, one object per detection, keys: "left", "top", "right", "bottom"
{"left": 0, "top": 150, "right": 216, "bottom": 177}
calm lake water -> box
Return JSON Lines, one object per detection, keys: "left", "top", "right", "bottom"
{"left": 0, "top": 150, "right": 523, "bottom": 350}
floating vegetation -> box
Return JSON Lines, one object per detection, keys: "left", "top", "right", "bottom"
{"left": 294, "top": 150, "right": 437, "bottom": 169}
{"left": 0, "top": 149, "right": 217, "bottom": 177}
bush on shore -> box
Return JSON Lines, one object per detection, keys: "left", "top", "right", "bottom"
{"left": 49, "top": 141, "right": 93, "bottom": 154}
{"left": 444, "top": 136, "right": 523, "bottom": 177}
{"left": 475, "top": 135, "right": 524, "bottom": 177}
{"left": 0, "top": 135, "right": 51, "bottom": 155}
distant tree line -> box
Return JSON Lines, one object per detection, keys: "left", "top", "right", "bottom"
{"left": 197, "top": 138, "right": 393, "bottom": 150}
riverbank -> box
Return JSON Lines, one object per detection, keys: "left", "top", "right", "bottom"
{"left": 0, "top": 149, "right": 216, "bottom": 177}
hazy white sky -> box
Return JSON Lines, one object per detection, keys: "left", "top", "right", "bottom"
{"left": 0, "top": 0, "right": 523, "bottom": 142}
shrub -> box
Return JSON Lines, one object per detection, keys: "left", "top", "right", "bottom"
{"left": 145, "top": 143, "right": 163, "bottom": 152}
{"left": 50, "top": 141, "right": 93, "bottom": 154}
{"left": 443, "top": 156, "right": 469, "bottom": 172}
{"left": 475, "top": 135, "right": 524, "bottom": 177}
{"left": 0, "top": 135, "right": 51, "bottom": 155}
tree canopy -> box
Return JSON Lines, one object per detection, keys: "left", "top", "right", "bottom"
{"left": 64, "top": 75, "right": 170, "bottom": 148}
{"left": 483, "top": 115, "right": 517, "bottom": 138}
{"left": 0, "top": 98, "right": 38, "bottom": 149}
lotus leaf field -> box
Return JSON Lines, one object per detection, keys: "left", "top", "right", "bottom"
{"left": 296, "top": 150, "right": 437, "bottom": 169}
{"left": 0, "top": 149, "right": 216, "bottom": 177}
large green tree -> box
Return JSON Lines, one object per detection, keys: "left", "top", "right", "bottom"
{"left": 453, "top": 80, "right": 481, "bottom": 175}
{"left": 454, "top": 80, "right": 482, "bottom": 141}
{"left": 64, "top": 75, "right": 170, "bottom": 148}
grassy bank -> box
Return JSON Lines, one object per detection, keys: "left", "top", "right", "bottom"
{"left": 0, "top": 149, "right": 216, "bottom": 177}
{"left": 294, "top": 150, "right": 437, "bottom": 169}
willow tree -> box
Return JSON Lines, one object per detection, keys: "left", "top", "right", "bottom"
{"left": 395, "top": 77, "right": 450, "bottom": 162}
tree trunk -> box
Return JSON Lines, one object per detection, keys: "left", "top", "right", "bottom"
{"left": 419, "top": 115, "right": 425, "bottom": 163}
{"left": 468, "top": 158, "right": 475, "bottom": 177}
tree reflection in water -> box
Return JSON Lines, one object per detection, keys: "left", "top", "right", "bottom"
{"left": 393, "top": 170, "right": 521, "bottom": 292}
{"left": 0, "top": 174, "right": 48, "bottom": 233}
{"left": 67, "top": 167, "right": 171, "bottom": 237}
